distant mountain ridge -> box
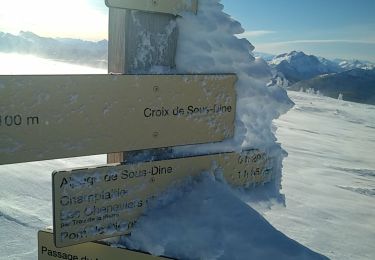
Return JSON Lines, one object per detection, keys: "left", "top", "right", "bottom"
{"left": 269, "top": 51, "right": 343, "bottom": 84}
{"left": 0, "top": 31, "right": 108, "bottom": 68}
{"left": 256, "top": 51, "right": 375, "bottom": 105}
{"left": 256, "top": 50, "right": 375, "bottom": 75}
{"left": 289, "top": 68, "right": 375, "bottom": 105}
{"left": 1, "top": 32, "right": 374, "bottom": 105}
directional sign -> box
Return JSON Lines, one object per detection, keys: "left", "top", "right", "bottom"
{"left": 105, "top": 0, "right": 198, "bottom": 15}
{"left": 0, "top": 74, "right": 236, "bottom": 165}
{"left": 38, "top": 230, "right": 173, "bottom": 260}
{"left": 52, "top": 150, "right": 271, "bottom": 247}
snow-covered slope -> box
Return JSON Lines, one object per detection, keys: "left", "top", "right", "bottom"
{"left": 290, "top": 68, "right": 375, "bottom": 105}
{"left": 269, "top": 51, "right": 342, "bottom": 84}
{"left": 269, "top": 91, "right": 375, "bottom": 260}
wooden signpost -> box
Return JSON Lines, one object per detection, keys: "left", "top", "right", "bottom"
{"left": 0, "top": 0, "right": 276, "bottom": 259}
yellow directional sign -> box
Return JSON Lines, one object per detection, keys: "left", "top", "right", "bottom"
{"left": 105, "top": 0, "right": 198, "bottom": 15}
{"left": 52, "top": 150, "right": 271, "bottom": 247}
{"left": 0, "top": 74, "right": 236, "bottom": 165}
{"left": 38, "top": 230, "right": 172, "bottom": 260}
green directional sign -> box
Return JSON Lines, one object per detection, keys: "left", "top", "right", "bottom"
{"left": 0, "top": 74, "right": 236, "bottom": 165}
{"left": 52, "top": 150, "right": 271, "bottom": 247}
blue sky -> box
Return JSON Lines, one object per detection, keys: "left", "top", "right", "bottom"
{"left": 0, "top": 0, "right": 374, "bottom": 62}
{"left": 221, "top": 0, "right": 375, "bottom": 61}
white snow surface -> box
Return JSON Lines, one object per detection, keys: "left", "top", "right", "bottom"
{"left": 268, "top": 91, "right": 375, "bottom": 260}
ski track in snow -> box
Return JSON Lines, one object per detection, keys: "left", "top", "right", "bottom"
{"left": 0, "top": 212, "right": 33, "bottom": 229}
{"left": 337, "top": 186, "right": 375, "bottom": 197}
{"left": 330, "top": 167, "right": 375, "bottom": 178}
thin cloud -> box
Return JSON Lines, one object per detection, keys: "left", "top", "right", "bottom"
{"left": 241, "top": 30, "right": 276, "bottom": 37}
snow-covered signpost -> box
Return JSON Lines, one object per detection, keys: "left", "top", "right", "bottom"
{"left": 0, "top": 0, "right": 279, "bottom": 259}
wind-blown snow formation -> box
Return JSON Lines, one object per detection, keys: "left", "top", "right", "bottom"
{"left": 172, "top": 0, "right": 293, "bottom": 197}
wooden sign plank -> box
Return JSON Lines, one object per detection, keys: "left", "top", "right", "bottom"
{"left": 105, "top": 0, "right": 198, "bottom": 15}
{"left": 52, "top": 150, "right": 271, "bottom": 247}
{"left": 38, "top": 230, "right": 173, "bottom": 260}
{"left": 0, "top": 74, "right": 236, "bottom": 165}
{"left": 107, "top": 4, "right": 180, "bottom": 163}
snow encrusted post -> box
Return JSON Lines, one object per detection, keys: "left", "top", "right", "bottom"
{"left": 106, "top": 0, "right": 197, "bottom": 163}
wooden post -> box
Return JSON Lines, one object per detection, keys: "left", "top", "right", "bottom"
{"left": 107, "top": 7, "right": 179, "bottom": 163}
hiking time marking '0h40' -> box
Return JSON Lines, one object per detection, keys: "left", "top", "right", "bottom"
{"left": 0, "top": 74, "right": 236, "bottom": 165}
